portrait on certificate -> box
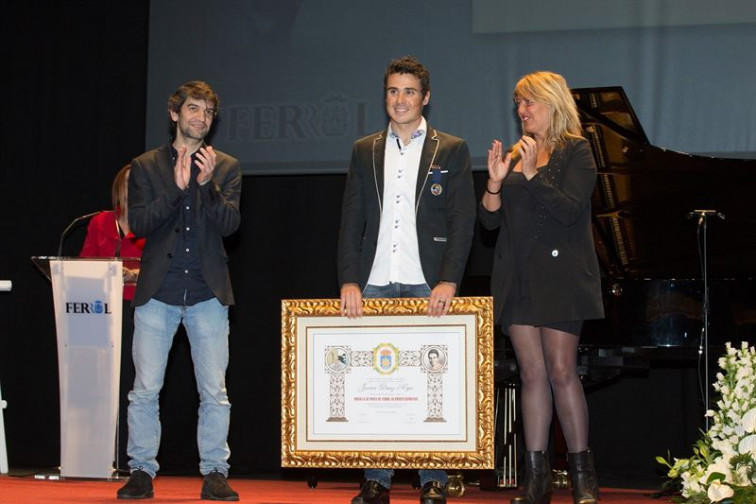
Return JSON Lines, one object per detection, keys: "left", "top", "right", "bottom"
{"left": 281, "top": 296, "right": 494, "bottom": 469}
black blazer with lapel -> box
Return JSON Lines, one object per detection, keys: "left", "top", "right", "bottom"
{"left": 479, "top": 137, "right": 604, "bottom": 325}
{"left": 337, "top": 126, "right": 476, "bottom": 291}
{"left": 128, "top": 144, "right": 242, "bottom": 307}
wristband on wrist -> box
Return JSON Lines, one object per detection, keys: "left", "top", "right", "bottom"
{"left": 485, "top": 183, "right": 502, "bottom": 195}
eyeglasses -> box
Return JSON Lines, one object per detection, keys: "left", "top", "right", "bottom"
{"left": 513, "top": 98, "right": 538, "bottom": 107}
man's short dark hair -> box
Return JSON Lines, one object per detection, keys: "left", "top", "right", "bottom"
{"left": 383, "top": 56, "right": 430, "bottom": 97}
{"left": 167, "top": 80, "right": 219, "bottom": 117}
{"left": 428, "top": 349, "right": 439, "bottom": 358}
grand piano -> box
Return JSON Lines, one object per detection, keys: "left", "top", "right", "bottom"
{"left": 572, "top": 86, "right": 756, "bottom": 378}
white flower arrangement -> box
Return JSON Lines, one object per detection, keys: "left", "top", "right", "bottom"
{"left": 658, "top": 342, "right": 756, "bottom": 504}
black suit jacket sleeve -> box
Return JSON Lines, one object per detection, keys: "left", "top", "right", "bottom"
{"left": 197, "top": 163, "right": 242, "bottom": 237}
{"left": 128, "top": 155, "right": 185, "bottom": 239}
{"left": 429, "top": 137, "right": 476, "bottom": 286}
{"left": 337, "top": 142, "right": 371, "bottom": 287}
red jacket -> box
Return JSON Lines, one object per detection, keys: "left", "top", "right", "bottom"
{"left": 79, "top": 210, "right": 145, "bottom": 300}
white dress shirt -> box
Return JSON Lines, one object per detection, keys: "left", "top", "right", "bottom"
{"left": 367, "top": 118, "right": 428, "bottom": 287}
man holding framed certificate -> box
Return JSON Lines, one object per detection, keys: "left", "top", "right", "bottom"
{"left": 337, "top": 56, "right": 476, "bottom": 504}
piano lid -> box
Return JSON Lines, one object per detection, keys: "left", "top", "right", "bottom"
{"left": 572, "top": 86, "right": 756, "bottom": 280}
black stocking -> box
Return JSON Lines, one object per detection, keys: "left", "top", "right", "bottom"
{"left": 541, "top": 327, "right": 588, "bottom": 453}
{"left": 508, "top": 324, "right": 552, "bottom": 452}
{"left": 508, "top": 325, "right": 589, "bottom": 453}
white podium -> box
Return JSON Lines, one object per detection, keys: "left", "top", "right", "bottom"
{"left": 0, "top": 380, "right": 7, "bottom": 474}
{"left": 33, "top": 257, "right": 129, "bottom": 479}
{"left": 0, "top": 278, "right": 10, "bottom": 474}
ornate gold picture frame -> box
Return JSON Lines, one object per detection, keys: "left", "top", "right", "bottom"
{"left": 281, "top": 296, "right": 494, "bottom": 469}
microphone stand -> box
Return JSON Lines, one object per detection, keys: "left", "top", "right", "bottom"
{"left": 57, "top": 211, "right": 102, "bottom": 256}
{"left": 688, "top": 209, "right": 725, "bottom": 430}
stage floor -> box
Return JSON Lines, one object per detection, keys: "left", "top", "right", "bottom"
{"left": 0, "top": 472, "right": 672, "bottom": 504}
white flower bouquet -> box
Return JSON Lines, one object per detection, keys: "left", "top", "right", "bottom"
{"left": 658, "top": 342, "right": 756, "bottom": 503}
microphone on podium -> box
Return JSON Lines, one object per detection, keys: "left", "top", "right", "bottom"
{"left": 57, "top": 210, "right": 103, "bottom": 257}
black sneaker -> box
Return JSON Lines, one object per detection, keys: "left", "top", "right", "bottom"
{"left": 201, "top": 471, "right": 240, "bottom": 501}
{"left": 117, "top": 469, "right": 154, "bottom": 499}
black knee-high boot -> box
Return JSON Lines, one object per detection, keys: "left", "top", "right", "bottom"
{"left": 511, "top": 451, "right": 552, "bottom": 504}
{"left": 568, "top": 449, "right": 599, "bottom": 504}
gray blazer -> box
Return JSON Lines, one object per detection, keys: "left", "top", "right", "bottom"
{"left": 128, "top": 144, "right": 242, "bottom": 307}
{"left": 337, "top": 126, "right": 476, "bottom": 291}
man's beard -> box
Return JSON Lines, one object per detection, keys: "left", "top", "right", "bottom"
{"left": 178, "top": 121, "right": 207, "bottom": 141}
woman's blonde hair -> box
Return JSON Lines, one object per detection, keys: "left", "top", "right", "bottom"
{"left": 514, "top": 71, "right": 583, "bottom": 149}
{"left": 112, "top": 164, "right": 131, "bottom": 218}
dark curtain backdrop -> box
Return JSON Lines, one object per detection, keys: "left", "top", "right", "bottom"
{"left": 0, "top": 0, "right": 703, "bottom": 486}
{"left": 0, "top": 0, "right": 152, "bottom": 469}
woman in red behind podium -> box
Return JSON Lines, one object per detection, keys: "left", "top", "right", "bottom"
{"left": 80, "top": 163, "right": 145, "bottom": 299}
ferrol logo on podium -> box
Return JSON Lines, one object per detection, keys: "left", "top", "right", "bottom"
{"left": 64, "top": 300, "right": 112, "bottom": 314}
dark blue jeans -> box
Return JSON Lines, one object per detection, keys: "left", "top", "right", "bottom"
{"left": 361, "top": 282, "right": 448, "bottom": 488}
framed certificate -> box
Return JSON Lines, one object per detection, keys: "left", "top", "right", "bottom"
{"left": 280, "top": 296, "right": 494, "bottom": 469}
